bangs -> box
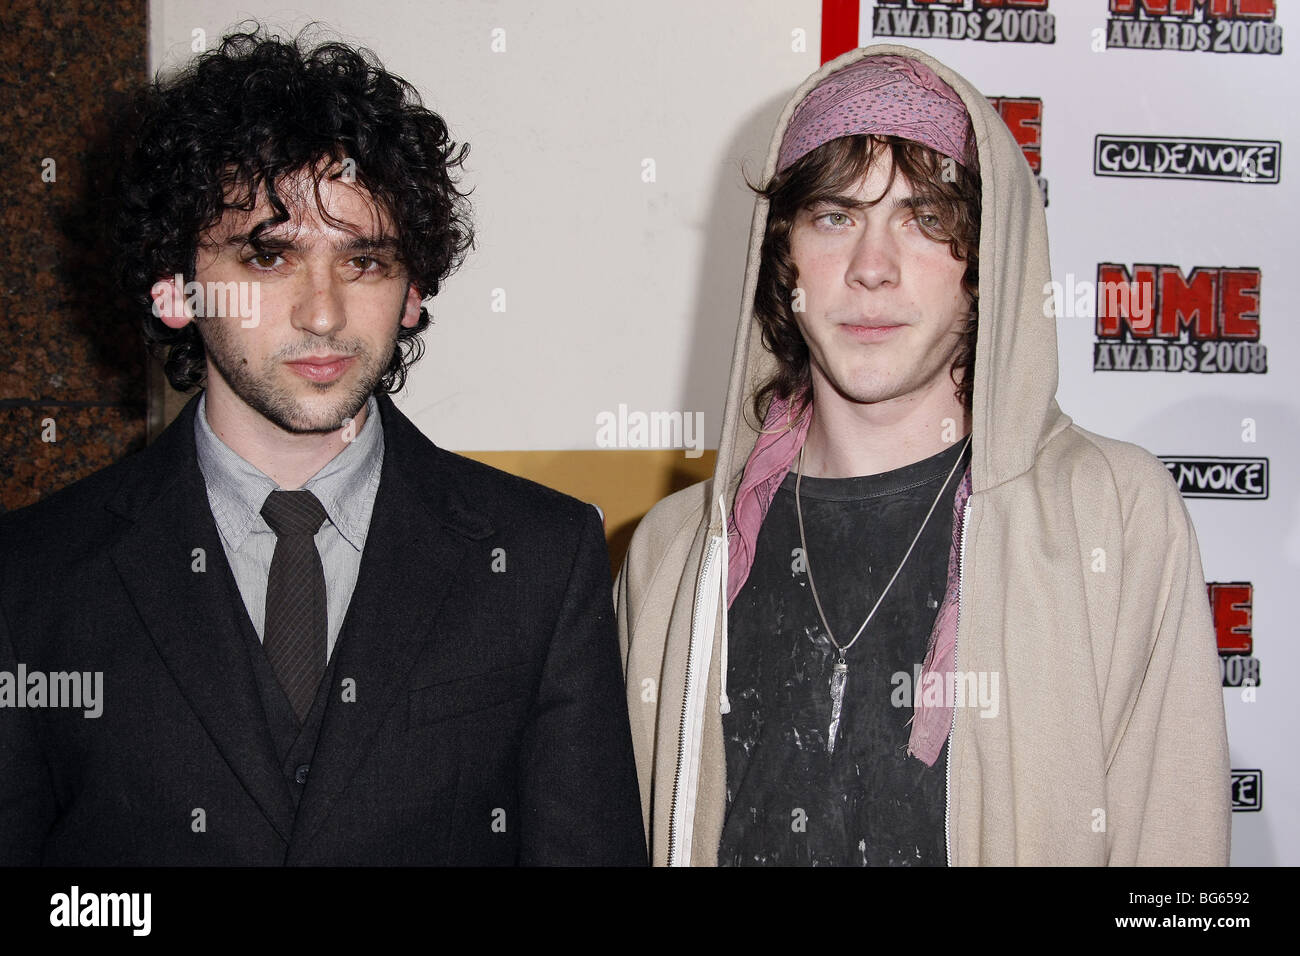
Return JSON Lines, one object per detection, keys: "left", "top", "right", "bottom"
{"left": 776, "top": 134, "right": 976, "bottom": 247}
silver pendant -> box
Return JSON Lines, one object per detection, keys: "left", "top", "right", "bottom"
{"left": 828, "top": 658, "right": 848, "bottom": 755}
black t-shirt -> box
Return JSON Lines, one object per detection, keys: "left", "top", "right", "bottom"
{"left": 719, "top": 439, "right": 969, "bottom": 866}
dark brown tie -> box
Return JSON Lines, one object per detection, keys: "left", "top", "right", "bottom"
{"left": 260, "top": 489, "right": 329, "bottom": 724}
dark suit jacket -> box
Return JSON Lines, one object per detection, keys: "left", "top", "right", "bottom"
{"left": 0, "top": 393, "right": 646, "bottom": 865}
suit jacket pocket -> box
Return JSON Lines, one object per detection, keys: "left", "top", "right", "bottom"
{"left": 407, "top": 661, "right": 535, "bottom": 729}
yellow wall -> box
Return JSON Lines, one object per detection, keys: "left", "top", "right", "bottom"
{"left": 459, "top": 450, "right": 716, "bottom": 576}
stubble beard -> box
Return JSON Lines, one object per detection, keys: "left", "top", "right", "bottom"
{"left": 199, "top": 321, "right": 397, "bottom": 435}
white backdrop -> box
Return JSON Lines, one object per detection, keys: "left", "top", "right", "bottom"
{"left": 151, "top": 0, "right": 1298, "bottom": 866}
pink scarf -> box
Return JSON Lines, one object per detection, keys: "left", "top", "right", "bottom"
{"left": 724, "top": 394, "right": 971, "bottom": 766}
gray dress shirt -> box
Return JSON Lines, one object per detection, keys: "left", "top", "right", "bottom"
{"left": 193, "top": 393, "right": 384, "bottom": 660}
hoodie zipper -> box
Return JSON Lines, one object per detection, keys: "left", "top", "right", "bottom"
{"left": 945, "top": 499, "right": 972, "bottom": 867}
{"left": 667, "top": 533, "right": 723, "bottom": 866}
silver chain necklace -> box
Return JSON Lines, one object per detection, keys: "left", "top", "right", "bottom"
{"left": 794, "top": 435, "right": 970, "bottom": 755}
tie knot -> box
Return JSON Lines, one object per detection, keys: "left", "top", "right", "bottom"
{"left": 261, "top": 489, "right": 328, "bottom": 537}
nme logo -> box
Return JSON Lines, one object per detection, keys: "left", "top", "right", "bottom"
{"left": 1094, "top": 135, "right": 1280, "bottom": 184}
{"left": 1231, "top": 769, "right": 1262, "bottom": 812}
{"left": 1208, "top": 582, "right": 1252, "bottom": 655}
{"left": 1207, "top": 581, "right": 1259, "bottom": 688}
{"left": 1160, "top": 456, "right": 1268, "bottom": 500}
{"left": 872, "top": 1, "right": 1056, "bottom": 44}
{"left": 1093, "top": 264, "right": 1267, "bottom": 374}
{"left": 989, "top": 96, "right": 1048, "bottom": 206}
{"left": 1106, "top": 0, "right": 1282, "bottom": 54}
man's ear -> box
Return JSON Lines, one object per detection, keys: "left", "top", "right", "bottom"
{"left": 150, "top": 274, "right": 194, "bottom": 330}
{"left": 400, "top": 283, "right": 424, "bottom": 329}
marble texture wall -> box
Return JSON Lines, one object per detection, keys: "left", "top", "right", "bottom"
{"left": 0, "top": 0, "right": 149, "bottom": 512}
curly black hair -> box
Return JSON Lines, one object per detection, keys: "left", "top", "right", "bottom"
{"left": 113, "top": 24, "right": 473, "bottom": 393}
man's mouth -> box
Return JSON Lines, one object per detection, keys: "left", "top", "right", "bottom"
{"left": 840, "top": 320, "right": 903, "bottom": 340}
{"left": 284, "top": 354, "right": 356, "bottom": 383}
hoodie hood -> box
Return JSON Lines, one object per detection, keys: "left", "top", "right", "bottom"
{"left": 709, "top": 43, "right": 1066, "bottom": 538}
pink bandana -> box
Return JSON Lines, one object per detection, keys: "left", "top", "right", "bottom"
{"left": 777, "top": 54, "right": 974, "bottom": 173}
{"left": 725, "top": 393, "right": 811, "bottom": 607}
{"left": 908, "top": 466, "right": 972, "bottom": 766}
{"left": 725, "top": 393, "right": 971, "bottom": 766}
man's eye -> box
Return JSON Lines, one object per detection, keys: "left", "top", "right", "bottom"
{"left": 246, "top": 252, "right": 283, "bottom": 269}
{"left": 818, "top": 212, "right": 850, "bottom": 227}
{"left": 349, "top": 255, "right": 386, "bottom": 273}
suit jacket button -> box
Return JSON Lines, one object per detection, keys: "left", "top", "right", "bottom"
{"left": 294, "top": 764, "right": 310, "bottom": 785}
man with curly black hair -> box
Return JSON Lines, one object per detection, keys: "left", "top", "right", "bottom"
{"left": 0, "top": 26, "right": 646, "bottom": 866}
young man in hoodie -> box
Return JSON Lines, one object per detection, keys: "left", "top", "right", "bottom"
{"left": 615, "top": 45, "right": 1231, "bottom": 866}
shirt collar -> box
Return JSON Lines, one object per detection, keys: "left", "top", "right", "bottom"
{"left": 193, "top": 392, "right": 385, "bottom": 553}
{"left": 301, "top": 397, "right": 384, "bottom": 551}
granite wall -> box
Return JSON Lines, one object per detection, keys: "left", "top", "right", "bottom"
{"left": 0, "top": 0, "right": 149, "bottom": 513}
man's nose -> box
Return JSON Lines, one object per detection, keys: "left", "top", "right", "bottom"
{"left": 291, "top": 265, "right": 347, "bottom": 336}
{"left": 845, "top": 226, "right": 900, "bottom": 290}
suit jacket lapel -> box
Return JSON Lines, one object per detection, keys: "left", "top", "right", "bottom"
{"left": 107, "top": 396, "right": 296, "bottom": 842}
{"left": 289, "top": 394, "right": 492, "bottom": 856}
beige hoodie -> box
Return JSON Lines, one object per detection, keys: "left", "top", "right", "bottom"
{"left": 614, "top": 43, "right": 1231, "bottom": 866}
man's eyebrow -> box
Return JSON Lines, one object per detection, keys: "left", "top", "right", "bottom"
{"left": 803, "top": 194, "right": 938, "bottom": 212}
{"left": 893, "top": 195, "right": 938, "bottom": 210}
{"left": 222, "top": 232, "right": 285, "bottom": 249}
{"left": 337, "top": 235, "right": 401, "bottom": 255}
{"left": 805, "top": 195, "right": 868, "bottom": 211}
{"left": 221, "top": 233, "right": 402, "bottom": 254}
